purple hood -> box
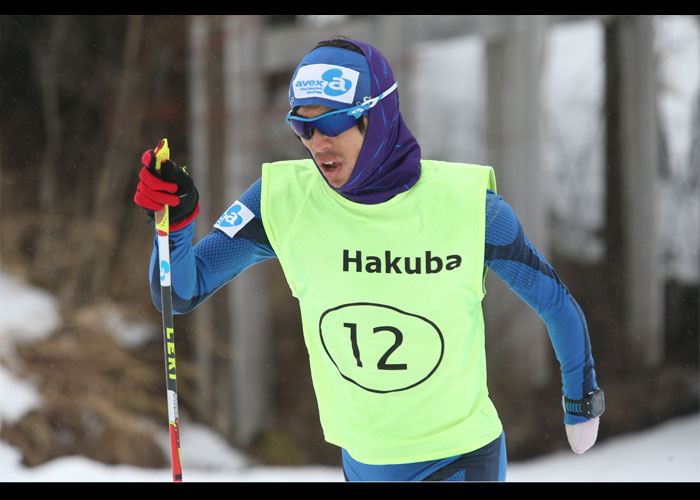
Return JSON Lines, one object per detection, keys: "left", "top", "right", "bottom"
{"left": 291, "top": 39, "right": 422, "bottom": 205}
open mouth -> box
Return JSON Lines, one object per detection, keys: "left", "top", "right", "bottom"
{"left": 321, "top": 161, "right": 341, "bottom": 172}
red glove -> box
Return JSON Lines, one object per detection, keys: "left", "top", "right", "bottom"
{"left": 134, "top": 149, "right": 200, "bottom": 231}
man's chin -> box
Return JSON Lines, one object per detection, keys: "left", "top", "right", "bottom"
{"left": 319, "top": 165, "right": 348, "bottom": 188}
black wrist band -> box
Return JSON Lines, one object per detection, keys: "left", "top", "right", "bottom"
{"left": 563, "top": 388, "right": 605, "bottom": 418}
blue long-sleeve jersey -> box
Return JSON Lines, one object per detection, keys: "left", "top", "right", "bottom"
{"left": 148, "top": 177, "right": 598, "bottom": 477}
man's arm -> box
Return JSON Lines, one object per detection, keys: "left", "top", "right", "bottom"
{"left": 148, "top": 178, "right": 276, "bottom": 314}
{"left": 484, "top": 190, "right": 602, "bottom": 452}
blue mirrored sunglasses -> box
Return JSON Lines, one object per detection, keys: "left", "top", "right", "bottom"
{"left": 286, "top": 82, "right": 398, "bottom": 140}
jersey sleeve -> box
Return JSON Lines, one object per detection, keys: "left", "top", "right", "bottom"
{"left": 149, "top": 177, "right": 276, "bottom": 314}
{"left": 484, "top": 190, "right": 599, "bottom": 425}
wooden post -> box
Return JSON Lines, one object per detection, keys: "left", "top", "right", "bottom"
{"left": 604, "top": 16, "right": 663, "bottom": 367}
{"left": 222, "top": 15, "right": 272, "bottom": 446}
{"left": 483, "top": 15, "right": 551, "bottom": 387}
{"left": 187, "top": 14, "right": 216, "bottom": 429}
{"left": 371, "top": 16, "right": 416, "bottom": 122}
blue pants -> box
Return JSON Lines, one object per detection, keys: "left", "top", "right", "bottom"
{"left": 422, "top": 432, "right": 507, "bottom": 481}
{"left": 342, "top": 432, "right": 507, "bottom": 482}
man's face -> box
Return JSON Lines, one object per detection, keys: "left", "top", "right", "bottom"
{"left": 296, "top": 104, "right": 366, "bottom": 189}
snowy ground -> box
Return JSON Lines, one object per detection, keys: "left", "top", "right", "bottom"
{"left": 0, "top": 412, "right": 697, "bottom": 482}
{"left": 1, "top": 272, "right": 698, "bottom": 482}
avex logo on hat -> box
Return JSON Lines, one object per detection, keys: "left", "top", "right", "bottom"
{"left": 293, "top": 64, "right": 359, "bottom": 105}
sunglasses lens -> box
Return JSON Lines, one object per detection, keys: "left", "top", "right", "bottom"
{"left": 289, "top": 110, "right": 359, "bottom": 139}
{"left": 289, "top": 119, "right": 313, "bottom": 139}
{"left": 317, "top": 113, "right": 358, "bottom": 137}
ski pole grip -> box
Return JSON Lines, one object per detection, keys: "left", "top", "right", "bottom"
{"left": 153, "top": 138, "right": 171, "bottom": 235}
{"left": 154, "top": 138, "right": 170, "bottom": 173}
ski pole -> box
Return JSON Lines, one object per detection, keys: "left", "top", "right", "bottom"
{"left": 153, "top": 138, "right": 183, "bottom": 482}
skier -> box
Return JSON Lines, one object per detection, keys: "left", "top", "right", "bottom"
{"left": 134, "top": 37, "right": 604, "bottom": 481}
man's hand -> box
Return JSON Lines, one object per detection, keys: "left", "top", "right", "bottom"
{"left": 134, "top": 149, "right": 200, "bottom": 231}
{"left": 565, "top": 417, "right": 600, "bottom": 454}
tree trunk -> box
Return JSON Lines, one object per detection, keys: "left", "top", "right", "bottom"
{"left": 65, "top": 15, "right": 146, "bottom": 305}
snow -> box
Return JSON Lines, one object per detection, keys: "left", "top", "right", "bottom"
{"left": 0, "top": 273, "right": 55, "bottom": 424}
{"left": 0, "top": 411, "right": 698, "bottom": 482}
{"left": 0, "top": 424, "right": 344, "bottom": 482}
{"left": 0, "top": 274, "right": 60, "bottom": 351}
{"left": 0, "top": 272, "right": 698, "bottom": 482}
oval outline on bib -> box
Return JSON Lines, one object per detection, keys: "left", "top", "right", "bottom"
{"left": 318, "top": 302, "right": 445, "bottom": 393}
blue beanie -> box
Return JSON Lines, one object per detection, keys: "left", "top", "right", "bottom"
{"left": 289, "top": 46, "right": 372, "bottom": 112}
